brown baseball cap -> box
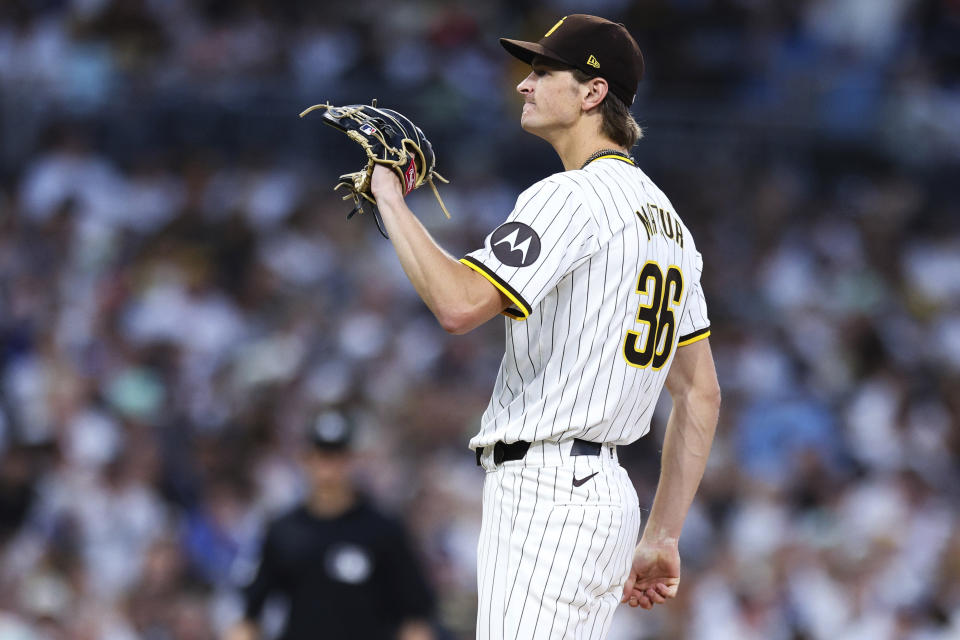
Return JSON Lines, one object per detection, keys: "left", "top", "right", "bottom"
{"left": 500, "top": 14, "right": 644, "bottom": 106}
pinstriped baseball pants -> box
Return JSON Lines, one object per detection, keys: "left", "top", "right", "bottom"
{"left": 475, "top": 440, "right": 641, "bottom": 640}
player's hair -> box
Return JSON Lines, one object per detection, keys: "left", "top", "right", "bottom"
{"left": 571, "top": 69, "right": 644, "bottom": 149}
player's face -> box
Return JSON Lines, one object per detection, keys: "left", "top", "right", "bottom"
{"left": 517, "top": 58, "right": 583, "bottom": 138}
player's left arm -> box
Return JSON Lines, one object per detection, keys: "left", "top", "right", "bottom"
{"left": 371, "top": 165, "right": 508, "bottom": 334}
{"left": 622, "top": 337, "right": 721, "bottom": 609}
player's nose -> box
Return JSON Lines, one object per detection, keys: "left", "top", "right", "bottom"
{"left": 517, "top": 72, "right": 535, "bottom": 95}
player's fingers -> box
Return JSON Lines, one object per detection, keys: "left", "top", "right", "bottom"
{"left": 631, "top": 579, "right": 653, "bottom": 592}
{"left": 645, "top": 588, "right": 666, "bottom": 605}
{"left": 656, "top": 583, "right": 677, "bottom": 598}
{"left": 628, "top": 592, "right": 652, "bottom": 609}
{"left": 621, "top": 575, "right": 637, "bottom": 602}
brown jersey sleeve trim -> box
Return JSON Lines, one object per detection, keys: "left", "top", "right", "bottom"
{"left": 677, "top": 327, "right": 711, "bottom": 346}
{"left": 460, "top": 256, "right": 532, "bottom": 320}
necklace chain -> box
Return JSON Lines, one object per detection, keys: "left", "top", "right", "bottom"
{"left": 581, "top": 148, "right": 631, "bottom": 169}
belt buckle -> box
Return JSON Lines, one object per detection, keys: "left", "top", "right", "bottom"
{"left": 493, "top": 441, "right": 506, "bottom": 465}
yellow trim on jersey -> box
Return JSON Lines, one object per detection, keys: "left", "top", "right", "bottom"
{"left": 459, "top": 258, "right": 531, "bottom": 320}
{"left": 591, "top": 154, "right": 635, "bottom": 165}
{"left": 677, "top": 329, "right": 711, "bottom": 347}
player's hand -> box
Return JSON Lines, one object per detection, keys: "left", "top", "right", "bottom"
{"left": 298, "top": 102, "right": 450, "bottom": 238}
{"left": 621, "top": 538, "right": 681, "bottom": 609}
{"left": 370, "top": 164, "right": 404, "bottom": 204}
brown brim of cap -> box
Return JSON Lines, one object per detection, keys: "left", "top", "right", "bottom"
{"left": 500, "top": 38, "right": 573, "bottom": 68}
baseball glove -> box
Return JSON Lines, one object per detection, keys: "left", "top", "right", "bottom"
{"left": 299, "top": 100, "right": 450, "bottom": 238}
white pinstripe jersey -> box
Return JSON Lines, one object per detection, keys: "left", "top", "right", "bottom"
{"left": 461, "top": 154, "right": 711, "bottom": 449}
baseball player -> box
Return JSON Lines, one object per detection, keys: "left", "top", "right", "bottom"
{"left": 368, "top": 14, "right": 721, "bottom": 640}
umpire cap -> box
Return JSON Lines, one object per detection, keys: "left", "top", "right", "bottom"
{"left": 500, "top": 14, "right": 644, "bottom": 106}
{"left": 309, "top": 410, "right": 354, "bottom": 452}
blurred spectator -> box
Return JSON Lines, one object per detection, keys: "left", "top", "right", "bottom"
{"left": 0, "top": 1, "right": 958, "bottom": 639}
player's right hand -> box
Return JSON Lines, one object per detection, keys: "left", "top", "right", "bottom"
{"left": 371, "top": 164, "right": 404, "bottom": 203}
{"left": 621, "top": 538, "right": 681, "bottom": 609}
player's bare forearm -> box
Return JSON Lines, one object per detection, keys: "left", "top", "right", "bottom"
{"left": 642, "top": 393, "right": 717, "bottom": 542}
{"left": 644, "top": 338, "right": 720, "bottom": 542}
{"left": 371, "top": 166, "right": 507, "bottom": 333}
{"left": 622, "top": 339, "right": 719, "bottom": 609}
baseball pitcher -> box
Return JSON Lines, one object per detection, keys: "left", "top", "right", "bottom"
{"left": 304, "top": 13, "right": 721, "bottom": 640}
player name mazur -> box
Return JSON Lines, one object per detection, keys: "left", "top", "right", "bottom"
{"left": 636, "top": 203, "right": 684, "bottom": 247}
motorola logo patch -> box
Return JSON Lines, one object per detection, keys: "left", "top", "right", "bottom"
{"left": 491, "top": 222, "right": 541, "bottom": 267}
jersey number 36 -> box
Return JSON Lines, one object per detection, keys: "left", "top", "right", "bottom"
{"left": 623, "top": 262, "right": 683, "bottom": 370}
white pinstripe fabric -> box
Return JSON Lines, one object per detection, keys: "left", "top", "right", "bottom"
{"left": 467, "top": 156, "right": 708, "bottom": 639}
{"left": 465, "top": 158, "right": 710, "bottom": 450}
{"left": 476, "top": 444, "right": 641, "bottom": 640}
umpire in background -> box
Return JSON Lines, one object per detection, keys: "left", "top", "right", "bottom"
{"left": 226, "top": 411, "right": 436, "bottom": 640}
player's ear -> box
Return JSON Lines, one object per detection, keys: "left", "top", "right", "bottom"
{"left": 582, "top": 77, "right": 609, "bottom": 112}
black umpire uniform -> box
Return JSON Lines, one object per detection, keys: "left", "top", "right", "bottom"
{"left": 239, "top": 412, "right": 435, "bottom": 639}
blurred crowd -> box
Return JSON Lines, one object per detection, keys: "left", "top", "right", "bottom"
{"left": 1, "top": 0, "right": 959, "bottom": 639}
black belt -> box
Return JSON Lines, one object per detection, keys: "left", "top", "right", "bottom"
{"left": 476, "top": 438, "right": 603, "bottom": 466}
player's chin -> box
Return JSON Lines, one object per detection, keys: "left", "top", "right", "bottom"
{"left": 519, "top": 115, "right": 542, "bottom": 134}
